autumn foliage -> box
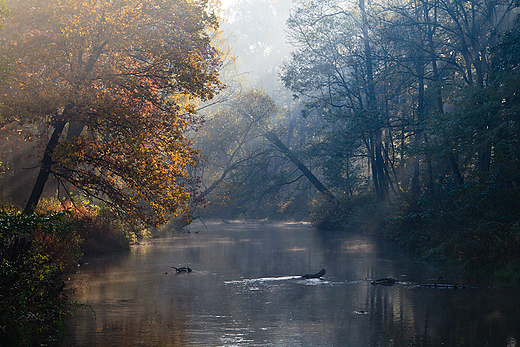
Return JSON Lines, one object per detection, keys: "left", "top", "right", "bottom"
{"left": 0, "top": 0, "right": 225, "bottom": 225}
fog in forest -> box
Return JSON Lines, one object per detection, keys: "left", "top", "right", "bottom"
{"left": 1, "top": 0, "right": 519, "bottom": 246}
{"left": 188, "top": 0, "right": 303, "bottom": 220}
{"left": 2, "top": 0, "right": 520, "bottom": 345}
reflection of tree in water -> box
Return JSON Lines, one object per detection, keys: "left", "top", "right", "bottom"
{"left": 363, "top": 280, "right": 520, "bottom": 346}
{"left": 64, "top": 253, "right": 196, "bottom": 346}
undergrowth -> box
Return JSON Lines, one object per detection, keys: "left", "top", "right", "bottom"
{"left": 0, "top": 197, "right": 149, "bottom": 346}
{"left": 311, "top": 177, "right": 520, "bottom": 286}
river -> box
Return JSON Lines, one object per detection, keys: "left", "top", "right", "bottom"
{"left": 62, "top": 220, "right": 520, "bottom": 347}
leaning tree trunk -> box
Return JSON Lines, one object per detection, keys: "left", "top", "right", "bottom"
{"left": 166, "top": 131, "right": 336, "bottom": 232}
{"left": 265, "top": 131, "right": 335, "bottom": 201}
{"left": 24, "top": 120, "right": 66, "bottom": 214}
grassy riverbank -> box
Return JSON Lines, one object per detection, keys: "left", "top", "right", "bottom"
{"left": 311, "top": 185, "right": 520, "bottom": 287}
{"left": 0, "top": 200, "right": 146, "bottom": 346}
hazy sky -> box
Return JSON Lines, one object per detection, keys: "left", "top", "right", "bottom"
{"left": 220, "top": 0, "right": 235, "bottom": 10}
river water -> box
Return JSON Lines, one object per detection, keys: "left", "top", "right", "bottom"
{"left": 63, "top": 221, "right": 520, "bottom": 347}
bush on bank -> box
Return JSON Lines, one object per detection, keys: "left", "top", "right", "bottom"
{"left": 37, "top": 197, "right": 148, "bottom": 255}
{"left": 0, "top": 211, "right": 81, "bottom": 347}
{"left": 384, "top": 178, "right": 520, "bottom": 286}
{"left": 0, "top": 198, "right": 145, "bottom": 346}
{"left": 310, "top": 193, "right": 388, "bottom": 235}
{"left": 311, "top": 175, "right": 520, "bottom": 286}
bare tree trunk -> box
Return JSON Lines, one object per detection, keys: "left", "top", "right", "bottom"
{"left": 427, "top": 1, "right": 464, "bottom": 186}
{"left": 265, "top": 131, "right": 335, "bottom": 201}
{"left": 24, "top": 120, "right": 66, "bottom": 214}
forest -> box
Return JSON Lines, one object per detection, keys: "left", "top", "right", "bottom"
{"left": 0, "top": 0, "right": 519, "bottom": 344}
{"left": 196, "top": 0, "right": 520, "bottom": 285}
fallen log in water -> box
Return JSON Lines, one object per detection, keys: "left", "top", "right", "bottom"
{"left": 172, "top": 266, "right": 192, "bottom": 273}
{"left": 420, "top": 283, "right": 470, "bottom": 289}
{"left": 301, "top": 269, "right": 326, "bottom": 279}
{"left": 368, "top": 277, "right": 472, "bottom": 289}
{"left": 370, "top": 278, "right": 396, "bottom": 286}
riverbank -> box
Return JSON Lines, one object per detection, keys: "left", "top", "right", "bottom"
{"left": 0, "top": 200, "right": 146, "bottom": 346}
{"left": 310, "top": 188, "right": 520, "bottom": 287}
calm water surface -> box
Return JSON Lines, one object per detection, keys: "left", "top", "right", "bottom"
{"left": 63, "top": 221, "right": 520, "bottom": 347}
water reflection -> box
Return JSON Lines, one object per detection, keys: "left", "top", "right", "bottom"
{"left": 63, "top": 221, "right": 520, "bottom": 346}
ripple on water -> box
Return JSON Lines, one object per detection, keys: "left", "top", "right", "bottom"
{"left": 224, "top": 275, "right": 301, "bottom": 284}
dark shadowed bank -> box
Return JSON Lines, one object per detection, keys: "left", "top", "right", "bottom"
{"left": 311, "top": 186, "right": 520, "bottom": 287}
{"left": 0, "top": 200, "right": 143, "bottom": 347}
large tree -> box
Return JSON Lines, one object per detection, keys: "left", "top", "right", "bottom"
{"left": 282, "top": 0, "right": 396, "bottom": 201}
{"left": 186, "top": 89, "right": 330, "bottom": 220}
{"left": 282, "top": 0, "right": 517, "bottom": 201}
{"left": 0, "top": 0, "right": 224, "bottom": 225}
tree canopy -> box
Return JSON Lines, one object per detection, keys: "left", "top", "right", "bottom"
{"left": 0, "top": 0, "right": 225, "bottom": 225}
{"left": 282, "top": 0, "right": 518, "bottom": 200}
{"left": 279, "top": 0, "right": 520, "bottom": 276}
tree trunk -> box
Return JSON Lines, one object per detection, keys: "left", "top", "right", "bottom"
{"left": 427, "top": 4, "right": 464, "bottom": 186}
{"left": 449, "top": 155, "right": 464, "bottom": 186}
{"left": 374, "top": 129, "right": 388, "bottom": 200}
{"left": 360, "top": 0, "right": 390, "bottom": 200}
{"left": 412, "top": 49, "right": 426, "bottom": 196}
{"left": 24, "top": 120, "right": 66, "bottom": 214}
{"left": 265, "top": 131, "right": 335, "bottom": 201}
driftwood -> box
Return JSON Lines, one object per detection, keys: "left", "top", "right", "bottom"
{"left": 370, "top": 278, "right": 471, "bottom": 289}
{"left": 301, "top": 269, "right": 326, "bottom": 279}
{"left": 420, "top": 283, "right": 470, "bottom": 289}
{"left": 172, "top": 266, "right": 192, "bottom": 273}
{"left": 370, "top": 277, "right": 396, "bottom": 286}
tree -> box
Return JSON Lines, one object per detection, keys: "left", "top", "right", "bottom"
{"left": 384, "top": 20, "right": 520, "bottom": 274}
{"left": 282, "top": 0, "right": 397, "bottom": 201}
{"left": 197, "top": 89, "right": 276, "bottom": 205}
{"left": 282, "top": 0, "right": 517, "bottom": 202}
{"left": 0, "top": 0, "right": 224, "bottom": 225}
{"left": 386, "top": 0, "right": 518, "bottom": 187}
{"left": 185, "top": 88, "right": 331, "bottom": 220}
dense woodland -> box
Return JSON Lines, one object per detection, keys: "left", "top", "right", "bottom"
{"left": 0, "top": 0, "right": 520, "bottom": 344}
{"left": 196, "top": 0, "right": 520, "bottom": 286}
{"left": 198, "top": 0, "right": 520, "bottom": 282}
{"left": 280, "top": 0, "right": 520, "bottom": 278}
{"left": 281, "top": 0, "right": 520, "bottom": 282}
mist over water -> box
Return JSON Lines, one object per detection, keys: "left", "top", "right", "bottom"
{"left": 63, "top": 221, "right": 520, "bottom": 346}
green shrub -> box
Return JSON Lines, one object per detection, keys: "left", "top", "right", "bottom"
{"left": 384, "top": 177, "right": 520, "bottom": 283}
{"left": 73, "top": 205, "right": 133, "bottom": 254}
{"left": 0, "top": 212, "right": 82, "bottom": 346}
{"left": 37, "top": 197, "right": 144, "bottom": 255}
